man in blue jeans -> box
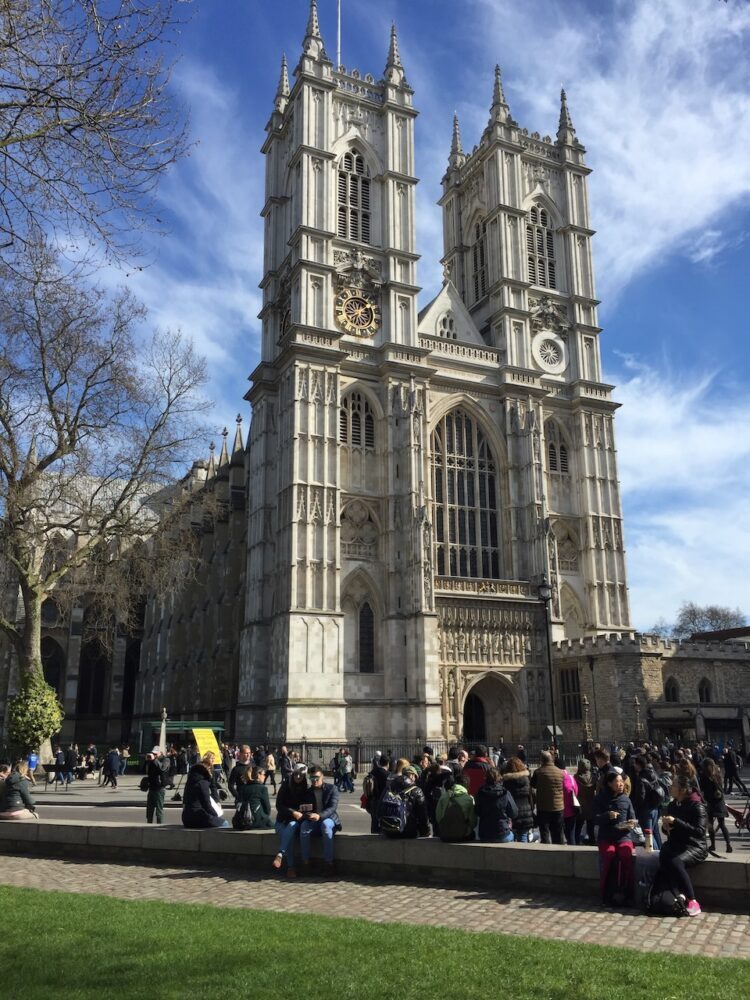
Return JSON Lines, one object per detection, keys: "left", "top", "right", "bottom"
{"left": 299, "top": 765, "right": 341, "bottom": 871}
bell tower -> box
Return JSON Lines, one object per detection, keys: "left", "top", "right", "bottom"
{"left": 239, "top": 3, "right": 439, "bottom": 740}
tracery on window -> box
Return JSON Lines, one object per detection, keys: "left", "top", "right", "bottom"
{"left": 437, "top": 312, "right": 457, "bottom": 340}
{"left": 431, "top": 409, "right": 501, "bottom": 579}
{"left": 545, "top": 420, "right": 570, "bottom": 475}
{"left": 557, "top": 536, "right": 578, "bottom": 573}
{"left": 339, "top": 392, "right": 375, "bottom": 449}
{"left": 664, "top": 677, "right": 679, "bottom": 703}
{"left": 527, "top": 204, "right": 556, "bottom": 289}
{"left": 337, "top": 151, "right": 371, "bottom": 245}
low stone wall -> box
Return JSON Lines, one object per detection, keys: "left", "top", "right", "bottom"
{"left": 0, "top": 820, "right": 747, "bottom": 913}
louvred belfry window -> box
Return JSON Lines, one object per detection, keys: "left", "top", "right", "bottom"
{"left": 431, "top": 409, "right": 502, "bottom": 579}
{"left": 339, "top": 392, "right": 375, "bottom": 451}
{"left": 527, "top": 205, "right": 556, "bottom": 289}
{"left": 472, "top": 222, "right": 487, "bottom": 303}
{"left": 337, "top": 151, "right": 371, "bottom": 245}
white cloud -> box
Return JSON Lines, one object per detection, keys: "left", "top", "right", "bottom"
{"left": 610, "top": 359, "right": 750, "bottom": 627}
{"left": 465, "top": 0, "right": 750, "bottom": 303}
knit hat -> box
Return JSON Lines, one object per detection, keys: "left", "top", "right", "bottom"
{"left": 576, "top": 759, "right": 591, "bottom": 772}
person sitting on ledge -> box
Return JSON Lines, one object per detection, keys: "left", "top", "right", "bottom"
{"left": 181, "top": 757, "right": 229, "bottom": 829}
{"left": 474, "top": 766, "right": 517, "bottom": 843}
{"left": 594, "top": 770, "right": 637, "bottom": 906}
{"left": 659, "top": 772, "right": 708, "bottom": 917}
{"left": 233, "top": 765, "right": 274, "bottom": 830}
{"left": 377, "top": 765, "right": 430, "bottom": 839}
{"left": 436, "top": 773, "right": 476, "bottom": 842}
{"left": 0, "top": 762, "right": 38, "bottom": 821}
{"left": 273, "top": 764, "right": 310, "bottom": 877}
{"left": 299, "top": 765, "right": 342, "bottom": 873}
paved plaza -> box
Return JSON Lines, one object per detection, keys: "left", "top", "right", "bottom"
{"left": 1, "top": 854, "right": 749, "bottom": 960}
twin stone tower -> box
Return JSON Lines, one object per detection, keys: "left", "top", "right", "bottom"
{"left": 236, "top": 2, "right": 630, "bottom": 745}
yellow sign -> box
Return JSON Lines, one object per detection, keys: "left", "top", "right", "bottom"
{"left": 192, "top": 728, "right": 222, "bottom": 764}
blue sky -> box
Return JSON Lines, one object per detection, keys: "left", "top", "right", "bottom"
{"left": 115, "top": 0, "right": 750, "bottom": 630}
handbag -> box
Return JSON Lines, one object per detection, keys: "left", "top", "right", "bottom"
{"left": 209, "top": 796, "right": 224, "bottom": 818}
{"left": 630, "top": 822, "right": 645, "bottom": 846}
{"left": 571, "top": 792, "right": 581, "bottom": 810}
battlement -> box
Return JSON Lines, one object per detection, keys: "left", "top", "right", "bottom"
{"left": 554, "top": 632, "right": 750, "bottom": 658}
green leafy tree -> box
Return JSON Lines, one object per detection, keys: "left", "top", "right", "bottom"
{"left": 6, "top": 672, "right": 64, "bottom": 753}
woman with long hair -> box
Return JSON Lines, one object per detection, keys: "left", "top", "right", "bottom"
{"left": 699, "top": 758, "right": 731, "bottom": 854}
{"left": 659, "top": 772, "right": 709, "bottom": 916}
{"left": 273, "top": 765, "right": 309, "bottom": 877}
{"left": 501, "top": 756, "right": 534, "bottom": 842}
{"left": 593, "top": 770, "right": 637, "bottom": 905}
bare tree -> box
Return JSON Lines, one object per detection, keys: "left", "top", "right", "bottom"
{"left": 0, "top": 0, "right": 190, "bottom": 261}
{"left": 671, "top": 602, "right": 746, "bottom": 640}
{"left": 0, "top": 239, "right": 211, "bottom": 682}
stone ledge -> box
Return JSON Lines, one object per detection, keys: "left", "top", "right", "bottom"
{"left": 0, "top": 821, "right": 747, "bottom": 912}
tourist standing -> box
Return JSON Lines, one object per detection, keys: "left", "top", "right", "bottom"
{"left": 145, "top": 747, "right": 170, "bottom": 825}
{"left": 530, "top": 751, "right": 565, "bottom": 845}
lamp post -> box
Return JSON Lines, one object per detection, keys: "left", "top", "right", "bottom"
{"left": 634, "top": 695, "right": 644, "bottom": 742}
{"left": 538, "top": 577, "right": 561, "bottom": 764}
{"left": 582, "top": 694, "right": 592, "bottom": 751}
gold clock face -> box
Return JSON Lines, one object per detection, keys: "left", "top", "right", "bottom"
{"left": 335, "top": 288, "right": 380, "bottom": 337}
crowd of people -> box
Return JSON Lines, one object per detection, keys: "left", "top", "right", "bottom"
{"left": 0, "top": 734, "right": 745, "bottom": 918}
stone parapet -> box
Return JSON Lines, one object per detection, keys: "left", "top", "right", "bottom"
{"left": 555, "top": 633, "right": 750, "bottom": 658}
{"left": 0, "top": 821, "right": 747, "bottom": 914}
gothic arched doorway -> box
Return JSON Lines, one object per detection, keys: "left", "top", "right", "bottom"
{"left": 462, "top": 673, "right": 520, "bottom": 746}
{"left": 41, "top": 637, "right": 65, "bottom": 696}
{"left": 463, "top": 693, "right": 486, "bottom": 742}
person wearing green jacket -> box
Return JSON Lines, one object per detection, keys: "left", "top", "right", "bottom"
{"left": 234, "top": 766, "right": 274, "bottom": 829}
{"left": 435, "top": 776, "right": 476, "bottom": 841}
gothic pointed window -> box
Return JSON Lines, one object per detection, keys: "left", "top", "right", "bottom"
{"left": 527, "top": 204, "right": 556, "bottom": 289}
{"left": 337, "top": 151, "right": 371, "bottom": 245}
{"left": 431, "top": 409, "right": 502, "bottom": 579}
{"left": 471, "top": 222, "right": 488, "bottom": 303}
{"left": 359, "top": 601, "right": 375, "bottom": 672}
{"left": 545, "top": 420, "right": 570, "bottom": 478}
{"left": 664, "top": 677, "right": 679, "bottom": 703}
{"left": 339, "top": 392, "right": 376, "bottom": 451}
{"left": 698, "top": 678, "right": 712, "bottom": 704}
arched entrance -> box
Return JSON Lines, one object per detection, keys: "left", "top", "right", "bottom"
{"left": 41, "top": 637, "right": 65, "bottom": 696}
{"left": 462, "top": 673, "right": 520, "bottom": 746}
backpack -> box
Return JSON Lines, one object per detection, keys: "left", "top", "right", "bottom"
{"left": 645, "top": 778, "right": 667, "bottom": 809}
{"left": 377, "top": 787, "right": 413, "bottom": 835}
{"left": 645, "top": 878, "right": 689, "bottom": 918}
{"left": 363, "top": 772, "right": 376, "bottom": 800}
{"left": 139, "top": 776, "right": 150, "bottom": 792}
{"left": 232, "top": 799, "right": 263, "bottom": 831}
{"left": 439, "top": 790, "right": 474, "bottom": 842}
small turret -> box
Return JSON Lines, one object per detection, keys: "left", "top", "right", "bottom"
{"left": 384, "top": 22, "right": 405, "bottom": 86}
{"left": 301, "top": 0, "right": 328, "bottom": 62}
{"left": 557, "top": 88, "right": 577, "bottom": 145}
{"left": 274, "top": 54, "right": 290, "bottom": 113}
{"left": 489, "top": 64, "right": 511, "bottom": 125}
{"left": 448, "top": 112, "right": 465, "bottom": 171}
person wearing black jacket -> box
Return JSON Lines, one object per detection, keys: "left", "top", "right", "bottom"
{"left": 475, "top": 767, "right": 518, "bottom": 843}
{"left": 659, "top": 772, "right": 708, "bottom": 916}
{"left": 181, "top": 762, "right": 228, "bottom": 829}
{"left": 380, "top": 768, "right": 430, "bottom": 838}
{"left": 364, "top": 754, "right": 389, "bottom": 833}
{"left": 273, "top": 765, "right": 309, "bottom": 876}
{"left": 228, "top": 746, "right": 253, "bottom": 800}
{"left": 630, "top": 755, "right": 663, "bottom": 850}
{"left": 145, "top": 748, "right": 170, "bottom": 825}
{"left": 699, "top": 758, "right": 732, "bottom": 853}
{"left": 422, "top": 762, "right": 454, "bottom": 838}
{"left": 501, "top": 757, "right": 534, "bottom": 842}
{"left": 299, "top": 766, "right": 342, "bottom": 869}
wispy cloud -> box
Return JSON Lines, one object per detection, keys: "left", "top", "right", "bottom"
{"left": 611, "top": 358, "right": 750, "bottom": 627}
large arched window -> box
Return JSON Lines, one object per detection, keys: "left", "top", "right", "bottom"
{"left": 527, "top": 204, "right": 556, "bottom": 289}
{"left": 698, "top": 678, "right": 712, "bottom": 704}
{"left": 339, "top": 392, "right": 375, "bottom": 449}
{"left": 337, "top": 151, "right": 371, "bottom": 244}
{"left": 431, "top": 409, "right": 501, "bottom": 579}
{"left": 664, "top": 677, "right": 680, "bottom": 703}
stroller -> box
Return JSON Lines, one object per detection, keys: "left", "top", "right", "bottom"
{"left": 726, "top": 797, "right": 750, "bottom": 834}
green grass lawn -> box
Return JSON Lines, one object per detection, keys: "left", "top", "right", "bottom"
{"left": 0, "top": 885, "right": 746, "bottom": 1000}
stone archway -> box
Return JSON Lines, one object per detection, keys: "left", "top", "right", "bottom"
{"left": 461, "top": 672, "right": 521, "bottom": 746}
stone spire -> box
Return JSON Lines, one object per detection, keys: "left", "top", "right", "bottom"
{"left": 557, "top": 88, "right": 577, "bottom": 145}
{"left": 384, "top": 22, "right": 405, "bottom": 85}
{"left": 448, "top": 112, "right": 465, "bottom": 170}
{"left": 207, "top": 441, "right": 216, "bottom": 478}
{"left": 274, "top": 54, "right": 290, "bottom": 113}
{"left": 489, "top": 64, "right": 510, "bottom": 124}
{"left": 231, "top": 414, "right": 244, "bottom": 463}
{"left": 218, "top": 427, "right": 230, "bottom": 469}
{"left": 301, "top": 0, "right": 328, "bottom": 61}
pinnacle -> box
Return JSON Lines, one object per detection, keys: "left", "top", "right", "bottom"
{"left": 274, "top": 53, "right": 290, "bottom": 111}
{"left": 218, "top": 427, "right": 230, "bottom": 468}
{"left": 451, "top": 112, "right": 463, "bottom": 156}
{"left": 387, "top": 22, "right": 402, "bottom": 68}
{"left": 489, "top": 63, "right": 510, "bottom": 124}
{"left": 306, "top": 0, "right": 321, "bottom": 38}
{"left": 557, "top": 87, "right": 577, "bottom": 143}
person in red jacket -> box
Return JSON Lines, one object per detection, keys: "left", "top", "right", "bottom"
{"left": 462, "top": 746, "right": 492, "bottom": 798}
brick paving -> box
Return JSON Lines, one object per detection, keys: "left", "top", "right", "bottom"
{"left": 0, "top": 855, "right": 749, "bottom": 960}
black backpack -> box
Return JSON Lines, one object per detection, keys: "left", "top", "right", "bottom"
{"left": 645, "top": 880, "right": 689, "bottom": 917}
{"left": 377, "top": 788, "right": 410, "bottom": 835}
{"left": 232, "top": 799, "right": 263, "bottom": 831}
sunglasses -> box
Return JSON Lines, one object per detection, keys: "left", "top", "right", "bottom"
{"left": 310, "top": 775, "right": 323, "bottom": 782}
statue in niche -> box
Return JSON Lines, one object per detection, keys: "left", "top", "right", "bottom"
{"left": 445, "top": 630, "right": 456, "bottom": 662}
{"left": 449, "top": 671, "right": 457, "bottom": 702}
{"left": 456, "top": 632, "right": 466, "bottom": 661}
{"left": 491, "top": 630, "right": 501, "bottom": 658}
{"left": 468, "top": 631, "right": 478, "bottom": 661}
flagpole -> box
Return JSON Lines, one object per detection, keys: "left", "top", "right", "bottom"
{"left": 337, "top": 0, "right": 341, "bottom": 69}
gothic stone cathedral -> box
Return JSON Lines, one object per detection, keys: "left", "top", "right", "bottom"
{"left": 235, "top": 4, "right": 630, "bottom": 746}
